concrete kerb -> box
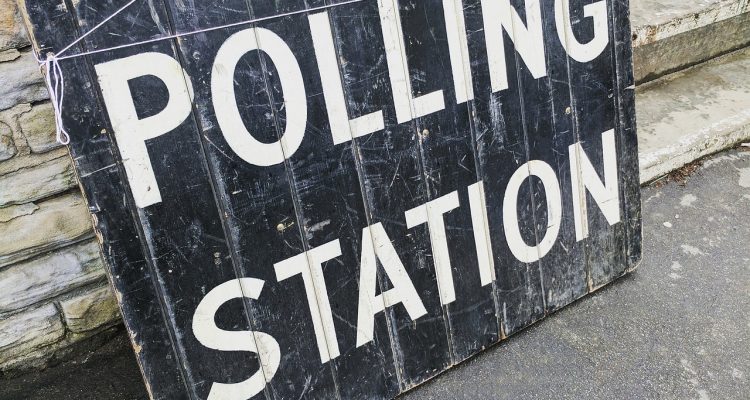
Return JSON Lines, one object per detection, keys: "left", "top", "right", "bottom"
{"left": 636, "top": 47, "right": 750, "bottom": 185}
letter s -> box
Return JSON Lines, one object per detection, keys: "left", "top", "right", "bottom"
{"left": 192, "top": 278, "right": 280, "bottom": 400}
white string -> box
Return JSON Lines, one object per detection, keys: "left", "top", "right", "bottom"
{"left": 35, "top": 0, "right": 138, "bottom": 145}
{"left": 36, "top": 0, "right": 364, "bottom": 145}
{"left": 43, "top": 54, "right": 70, "bottom": 144}
{"left": 58, "top": 0, "right": 139, "bottom": 58}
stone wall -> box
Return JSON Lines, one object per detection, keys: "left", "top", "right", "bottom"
{"left": 0, "top": 0, "right": 121, "bottom": 375}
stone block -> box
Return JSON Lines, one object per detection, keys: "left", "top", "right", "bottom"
{"left": 0, "top": 0, "right": 30, "bottom": 52}
{"left": 0, "top": 240, "right": 106, "bottom": 312}
{"left": 0, "top": 147, "right": 67, "bottom": 176}
{"left": 0, "top": 102, "right": 31, "bottom": 157}
{"left": 637, "top": 48, "right": 750, "bottom": 183}
{"left": 0, "top": 202, "right": 38, "bottom": 223}
{"left": 60, "top": 285, "right": 119, "bottom": 333}
{"left": 18, "top": 102, "right": 59, "bottom": 153}
{"left": 0, "top": 120, "right": 15, "bottom": 161}
{"left": 0, "top": 304, "right": 65, "bottom": 363}
{"left": 0, "top": 50, "right": 48, "bottom": 111}
{"left": 0, "top": 152, "right": 76, "bottom": 207}
{"left": 0, "top": 193, "right": 93, "bottom": 268}
{"left": 0, "top": 48, "right": 20, "bottom": 62}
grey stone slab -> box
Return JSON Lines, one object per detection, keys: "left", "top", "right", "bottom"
{"left": 0, "top": 0, "right": 30, "bottom": 52}
{"left": 0, "top": 240, "right": 105, "bottom": 312}
{"left": 633, "top": 11, "right": 750, "bottom": 83}
{"left": 0, "top": 203, "right": 38, "bottom": 223}
{"left": 0, "top": 304, "right": 64, "bottom": 363}
{"left": 631, "top": 0, "right": 747, "bottom": 45}
{"left": 0, "top": 154, "right": 76, "bottom": 207}
{"left": 18, "top": 102, "right": 60, "bottom": 154}
{"left": 0, "top": 50, "right": 48, "bottom": 111}
{"left": 630, "top": 0, "right": 750, "bottom": 83}
{"left": 0, "top": 120, "right": 15, "bottom": 161}
{"left": 0, "top": 193, "right": 94, "bottom": 268}
{"left": 401, "top": 149, "right": 750, "bottom": 400}
{"left": 637, "top": 47, "right": 750, "bottom": 184}
{"left": 59, "top": 285, "right": 118, "bottom": 334}
{"left": 0, "top": 147, "right": 67, "bottom": 177}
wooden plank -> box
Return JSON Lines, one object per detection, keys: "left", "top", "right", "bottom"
{"left": 162, "top": 1, "right": 342, "bottom": 398}
{"left": 327, "top": 0, "right": 454, "bottom": 388}
{"left": 66, "top": 2, "right": 279, "bottom": 399}
{"left": 563, "top": 0, "right": 628, "bottom": 290}
{"left": 610, "top": 0, "right": 643, "bottom": 270}
{"left": 507, "top": 0, "right": 589, "bottom": 312}
{"left": 91, "top": 40, "right": 268, "bottom": 400}
{"left": 463, "top": 0, "right": 546, "bottom": 336}
{"left": 249, "top": 1, "right": 400, "bottom": 398}
{"left": 395, "top": 0, "right": 501, "bottom": 363}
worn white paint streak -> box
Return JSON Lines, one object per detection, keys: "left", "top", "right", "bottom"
{"left": 442, "top": 0, "right": 473, "bottom": 103}
{"left": 274, "top": 240, "right": 342, "bottom": 363}
{"left": 309, "top": 11, "right": 384, "bottom": 144}
{"left": 377, "top": 0, "right": 444, "bottom": 123}
{"left": 468, "top": 181, "right": 496, "bottom": 286}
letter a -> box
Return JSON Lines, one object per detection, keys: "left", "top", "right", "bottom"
{"left": 356, "top": 223, "right": 427, "bottom": 347}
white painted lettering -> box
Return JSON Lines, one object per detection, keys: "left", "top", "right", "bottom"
{"left": 378, "top": 0, "right": 446, "bottom": 123}
{"left": 212, "top": 27, "right": 306, "bottom": 166}
{"left": 555, "top": 0, "right": 609, "bottom": 63}
{"left": 405, "top": 191, "right": 461, "bottom": 305}
{"left": 95, "top": 52, "right": 193, "bottom": 208}
{"left": 481, "top": 0, "right": 547, "bottom": 92}
{"left": 569, "top": 129, "right": 620, "bottom": 241}
{"left": 309, "top": 11, "right": 385, "bottom": 145}
{"left": 503, "top": 160, "right": 562, "bottom": 263}
{"left": 468, "top": 181, "right": 496, "bottom": 286}
{"left": 192, "top": 278, "right": 280, "bottom": 400}
{"left": 443, "top": 0, "right": 474, "bottom": 103}
{"left": 274, "top": 240, "right": 341, "bottom": 363}
{"left": 356, "top": 223, "right": 427, "bottom": 347}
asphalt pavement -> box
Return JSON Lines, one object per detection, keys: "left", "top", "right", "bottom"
{"left": 2, "top": 148, "right": 748, "bottom": 400}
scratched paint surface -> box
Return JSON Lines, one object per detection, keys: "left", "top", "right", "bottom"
{"left": 19, "top": 0, "right": 641, "bottom": 399}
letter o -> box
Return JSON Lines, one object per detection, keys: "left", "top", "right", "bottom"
{"left": 503, "top": 160, "right": 563, "bottom": 263}
{"left": 212, "top": 27, "right": 306, "bottom": 166}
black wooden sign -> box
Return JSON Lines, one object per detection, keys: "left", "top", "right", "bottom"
{"left": 19, "top": 0, "right": 641, "bottom": 398}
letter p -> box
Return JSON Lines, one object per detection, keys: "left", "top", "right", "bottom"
{"left": 95, "top": 52, "right": 193, "bottom": 208}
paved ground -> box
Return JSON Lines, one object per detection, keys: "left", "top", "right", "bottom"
{"left": 403, "top": 148, "right": 750, "bottom": 400}
{"left": 2, "top": 148, "right": 749, "bottom": 399}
